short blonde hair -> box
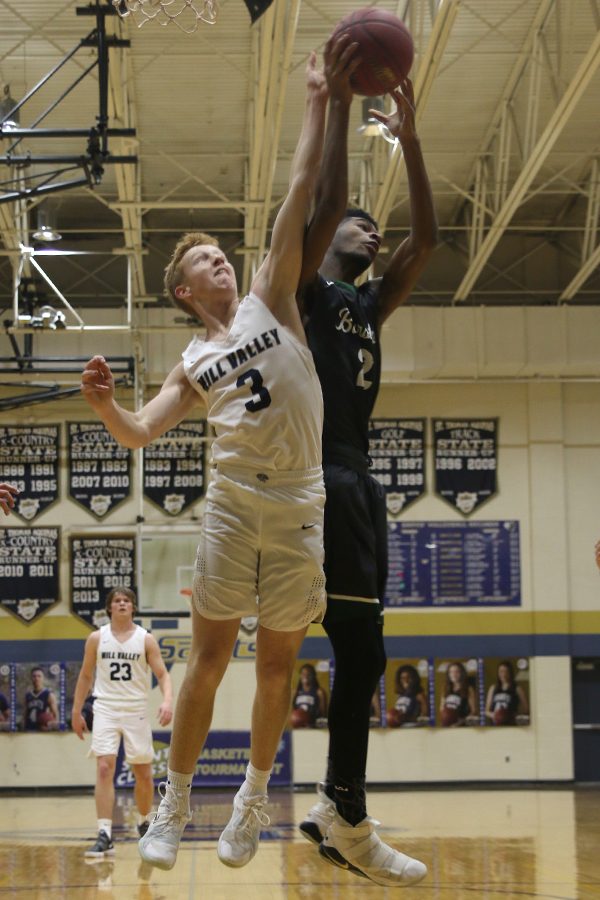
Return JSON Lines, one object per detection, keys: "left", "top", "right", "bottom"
{"left": 163, "top": 231, "right": 220, "bottom": 311}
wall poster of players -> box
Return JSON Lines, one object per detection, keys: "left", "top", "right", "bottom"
{"left": 0, "top": 527, "right": 60, "bottom": 623}
{"left": 385, "top": 658, "right": 435, "bottom": 728}
{"left": 435, "top": 658, "right": 482, "bottom": 727}
{"left": 482, "top": 657, "right": 530, "bottom": 726}
{"left": 289, "top": 659, "right": 331, "bottom": 729}
{"left": 68, "top": 422, "right": 131, "bottom": 518}
{"left": 433, "top": 419, "right": 498, "bottom": 515}
{"left": 70, "top": 534, "right": 137, "bottom": 628}
{"left": 0, "top": 425, "right": 59, "bottom": 521}
{"left": 16, "top": 662, "right": 64, "bottom": 731}
{"left": 143, "top": 421, "right": 206, "bottom": 516}
{"left": 368, "top": 418, "right": 426, "bottom": 517}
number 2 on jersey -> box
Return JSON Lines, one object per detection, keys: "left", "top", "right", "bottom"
{"left": 236, "top": 368, "right": 272, "bottom": 412}
{"left": 356, "top": 348, "right": 374, "bottom": 389}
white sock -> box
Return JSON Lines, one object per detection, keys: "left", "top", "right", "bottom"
{"left": 137, "top": 812, "right": 149, "bottom": 826}
{"left": 166, "top": 768, "right": 193, "bottom": 813}
{"left": 98, "top": 818, "right": 112, "bottom": 839}
{"left": 238, "top": 762, "right": 271, "bottom": 799}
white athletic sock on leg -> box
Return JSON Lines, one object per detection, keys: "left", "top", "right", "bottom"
{"left": 97, "top": 818, "right": 112, "bottom": 838}
{"left": 166, "top": 768, "right": 193, "bottom": 814}
{"left": 238, "top": 762, "right": 271, "bottom": 799}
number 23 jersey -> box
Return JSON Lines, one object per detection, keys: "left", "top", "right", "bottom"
{"left": 182, "top": 294, "right": 323, "bottom": 472}
{"left": 93, "top": 623, "right": 149, "bottom": 710}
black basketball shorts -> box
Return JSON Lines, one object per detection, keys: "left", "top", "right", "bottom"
{"left": 322, "top": 462, "right": 387, "bottom": 623}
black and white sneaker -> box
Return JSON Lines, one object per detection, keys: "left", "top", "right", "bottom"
{"left": 84, "top": 829, "right": 115, "bottom": 858}
{"left": 137, "top": 821, "right": 150, "bottom": 839}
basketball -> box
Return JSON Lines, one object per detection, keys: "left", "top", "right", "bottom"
{"left": 331, "top": 8, "right": 414, "bottom": 97}
{"left": 37, "top": 711, "right": 54, "bottom": 730}
{"left": 493, "top": 707, "right": 514, "bottom": 727}
{"left": 290, "top": 707, "right": 312, "bottom": 729}
{"left": 386, "top": 708, "right": 404, "bottom": 728}
{"left": 440, "top": 706, "right": 459, "bottom": 727}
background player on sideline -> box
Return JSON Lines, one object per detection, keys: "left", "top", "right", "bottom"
{"left": 79, "top": 44, "right": 354, "bottom": 872}
{"left": 72, "top": 587, "right": 173, "bottom": 858}
{"left": 296, "top": 76, "right": 437, "bottom": 887}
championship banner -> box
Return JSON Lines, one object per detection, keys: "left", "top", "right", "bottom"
{"left": 68, "top": 422, "right": 131, "bottom": 518}
{"left": 144, "top": 421, "right": 206, "bottom": 515}
{"left": 70, "top": 534, "right": 137, "bottom": 628}
{"left": 0, "top": 425, "right": 59, "bottom": 521}
{"left": 0, "top": 527, "right": 60, "bottom": 623}
{"left": 433, "top": 419, "right": 498, "bottom": 515}
{"left": 115, "top": 729, "right": 292, "bottom": 788}
{"left": 369, "top": 418, "right": 426, "bottom": 516}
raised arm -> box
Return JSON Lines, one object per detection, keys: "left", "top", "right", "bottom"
{"left": 369, "top": 79, "right": 438, "bottom": 325}
{"left": 251, "top": 53, "right": 328, "bottom": 337}
{"left": 297, "top": 35, "right": 360, "bottom": 297}
{"left": 80, "top": 357, "right": 200, "bottom": 449}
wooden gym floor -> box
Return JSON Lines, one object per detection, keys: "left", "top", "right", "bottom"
{"left": 1, "top": 786, "right": 599, "bottom": 899}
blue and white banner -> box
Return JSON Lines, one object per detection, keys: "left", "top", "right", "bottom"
{"left": 144, "top": 421, "right": 206, "bottom": 516}
{"left": 0, "top": 425, "right": 59, "bottom": 521}
{"left": 115, "top": 730, "right": 292, "bottom": 787}
{"left": 434, "top": 419, "right": 498, "bottom": 515}
{"left": 368, "top": 418, "right": 426, "bottom": 516}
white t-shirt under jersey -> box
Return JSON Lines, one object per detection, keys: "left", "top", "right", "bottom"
{"left": 182, "top": 294, "right": 323, "bottom": 472}
{"left": 93, "top": 623, "right": 149, "bottom": 710}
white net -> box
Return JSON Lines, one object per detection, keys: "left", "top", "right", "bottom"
{"left": 112, "top": 0, "right": 219, "bottom": 33}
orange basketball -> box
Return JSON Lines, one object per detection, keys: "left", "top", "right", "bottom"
{"left": 331, "top": 8, "right": 414, "bottom": 96}
{"left": 493, "top": 707, "right": 514, "bottom": 726}
{"left": 386, "top": 708, "right": 404, "bottom": 728}
{"left": 37, "top": 711, "right": 54, "bottom": 730}
{"left": 440, "top": 706, "right": 459, "bottom": 727}
{"left": 290, "top": 707, "right": 312, "bottom": 729}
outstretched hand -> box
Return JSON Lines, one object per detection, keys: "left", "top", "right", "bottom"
{"left": 80, "top": 355, "right": 115, "bottom": 410}
{"left": 323, "top": 33, "right": 361, "bottom": 105}
{"left": 0, "top": 483, "right": 19, "bottom": 516}
{"left": 368, "top": 77, "right": 417, "bottom": 143}
{"left": 305, "top": 51, "right": 328, "bottom": 100}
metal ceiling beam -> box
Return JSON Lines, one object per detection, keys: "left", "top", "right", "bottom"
{"left": 242, "top": 0, "right": 300, "bottom": 293}
{"left": 560, "top": 159, "right": 600, "bottom": 300}
{"left": 454, "top": 26, "right": 600, "bottom": 301}
{"left": 107, "top": 15, "right": 145, "bottom": 300}
{"left": 371, "top": 0, "right": 461, "bottom": 230}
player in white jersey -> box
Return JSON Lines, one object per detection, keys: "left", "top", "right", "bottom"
{"left": 72, "top": 587, "right": 173, "bottom": 858}
{"left": 79, "top": 41, "right": 358, "bottom": 872}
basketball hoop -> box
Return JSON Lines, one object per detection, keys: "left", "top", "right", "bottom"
{"left": 112, "top": 0, "right": 219, "bottom": 33}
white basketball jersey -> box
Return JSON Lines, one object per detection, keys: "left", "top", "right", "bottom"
{"left": 93, "top": 623, "right": 149, "bottom": 710}
{"left": 182, "top": 294, "right": 324, "bottom": 472}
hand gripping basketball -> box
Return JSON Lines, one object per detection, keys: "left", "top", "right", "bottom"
{"left": 331, "top": 8, "right": 414, "bottom": 97}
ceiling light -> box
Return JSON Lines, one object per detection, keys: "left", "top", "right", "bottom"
{"left": 358, "top": 97, "right": 385, "bottom": 137}
{"left": 33, "top": 205, "right": 62, "bottom": 242}
{"left": 0, "top": 84, "right": 19, "bottom": 130}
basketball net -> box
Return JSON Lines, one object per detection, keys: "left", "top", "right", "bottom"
{"left": 112, "top": 0, "right": 219, "bottom": 33}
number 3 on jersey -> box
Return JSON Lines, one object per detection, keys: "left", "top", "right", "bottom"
{"left": 236, "top": 368, "right": 272, "bottom": 412}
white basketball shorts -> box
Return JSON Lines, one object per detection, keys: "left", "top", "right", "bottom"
{"left": 192, "top": 465, "right": 326, "bottom": 632}
{"left": 89, "top": 701, "right": 154, "bottom": 764}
